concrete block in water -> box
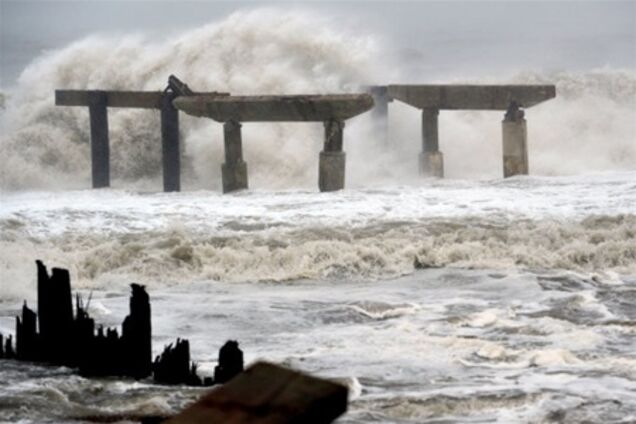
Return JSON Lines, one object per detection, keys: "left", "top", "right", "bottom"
{"left": 221, "top": 161, "right": 248, "bottom": 193}
{"left": 502, "top": 118, "right": 528, "bottom": 177}
{"left": 165, "top": 362, "right": 348, "bottom": 424}
{"left": 319, "top": 151, "right": 345, "bottom": 192}
{"left": 419, "top": 151, "right": 444, "bottom": 178}
{"left": 221, "top": 120, "right": 248, "bottom": 193}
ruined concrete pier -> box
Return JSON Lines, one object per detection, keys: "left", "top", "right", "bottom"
{"left": 174, "top": 94, "right": 373, "bottom": 192}
{"left": 370, "top": 84, "right": 556, "bottom": 178}
{"left": 55, "top": 77, "right": 228, "bottom": 192}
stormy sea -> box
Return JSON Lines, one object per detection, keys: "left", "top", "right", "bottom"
{"left": 1, "top": 7, "right": 635, "bottom": 424}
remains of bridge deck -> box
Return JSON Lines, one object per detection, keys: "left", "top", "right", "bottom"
{"left": 371, "top": 85, "right": 556, "bottom": 178}
{"left": 173, "top": 94, "right": 374, "bottom": 192}
{"left": 55, "top": 77, "right": 228, "bottom": 192}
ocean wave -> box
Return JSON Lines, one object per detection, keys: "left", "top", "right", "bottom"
{"left": 1, "top": 214, "right": 634, "bottom": 300}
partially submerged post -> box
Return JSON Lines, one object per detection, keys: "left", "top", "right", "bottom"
{"left": 502, "top": 101, "right": 528, "bottom": 177}
{"left": 88, "top": 91, "right": 110, "bottom": 188}
{"left": 420, "top": 108, "right": 443, "bottom": 177}
{"left": 221, "top": 120, "right": 248, "bottom": 193}
{"left": 319, "top": 119, "right": 346, "bottom": 192}
{"left": 386, "top": 84, "right": 556, "bottom": 178}
{"left": 173, "top": 93, "right": 374, "bottom": 192}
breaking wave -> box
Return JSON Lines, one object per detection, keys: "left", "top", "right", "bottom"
{"left": 0, "top": 9, "right": 635, "bottom": 190}
{"left": 1, "top": 214, "right": 634, "bottom": 300}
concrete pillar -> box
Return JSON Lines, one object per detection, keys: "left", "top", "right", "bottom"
{"left": 221, "top": 120, "right": 248, "bottom": 193}
{"left": 502, "top": 108, "right": 529, "bottom": 177}
{"left": 368, "top": 86, "right": 390, "bottom": 146}
{"left": 88, "top": 91, "right": 110, "bottom": 188}
{"left": 319, "top": 119, "right": 345, "bottom": 192}
{"left": 161, "top": 93, "right": 180, "bottom": 192}
{"left": 419, "top": 108, "right": 443, "bottom": 177}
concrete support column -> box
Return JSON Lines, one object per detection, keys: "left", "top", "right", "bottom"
{"left": 369, "top": 86, "right": 390, "bottom": 146}
{"left": 319, "top": 119, "right": 345, "bottom": 192}
{"left": 419, "top": 108, "right": 443, "bottom": 177}
{"left": 502, "top": 107, "right": 529, "bottom": 177}
{"left": 221, "top": 120, "right": 248, "bottom": 193}
{"left": 160, "top": 93, "right": 180, "bottom": 192}
{"left": 88, "top": 91, "right": 110, "bottom": 188}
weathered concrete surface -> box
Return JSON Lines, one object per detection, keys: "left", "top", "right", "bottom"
{"left": 55, "top": 90, "right": 229, "bottom": 109}
{"left": 319, "top": 119, "right": 345, "bottom": 192}
{"left": 502, "top": 118, "right": 528, "bottom": 177}
{"left": 319, "top": 152, "right": 345, "bottom": 192}
{"left": 173, "top": 94, "right": 374, "bottom": 122}
{"left": 222, "top": 120, "right": 248, "bottom": 193}
{"left": 419, "top": 151, "right": 444, "bottom": 178}
{"left": 421, "top": 108, "right": 440, "bottom": 152}
{"left": 161, "top": 93, "right": 180, "bottom": 192}
{"left": 164, "top": 362, "right": 348, "bottom": 424}
{"left": 88, "top": 91, "right": 110, "bottom": 188}
{"left": 388, "top": 85, "right": 556, "bottom": 110}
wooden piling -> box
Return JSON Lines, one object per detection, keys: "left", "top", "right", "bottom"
{"left": 88, "top": 91, "right": 110, "bottom": 188}
{"left": 161, "top": 93, "right": 181, "bottom": 192}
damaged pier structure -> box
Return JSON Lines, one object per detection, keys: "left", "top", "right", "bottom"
{"left": 368, "top": 84, "right": 556, "bottom": 178}
{"left": 55, "top": 76, "right": 229, "bottom": 192}
{"left": 173, "top": 93, "right": 374, "bottom": 192}
{"left": 56, "top": 76, "right": 373, "bottom": 193}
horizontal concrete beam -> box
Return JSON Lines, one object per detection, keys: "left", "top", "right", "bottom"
{"left": 387, "top": 85, "right": 556, "bottom": 110}
{"left": 56, "top": 90, "right": 165, "bottom": 109}
{"left": 55, "top": 90, "right": 230, "bottom": 109}
{"left": 173, "top": 94, "right": 374, "bottom": 122}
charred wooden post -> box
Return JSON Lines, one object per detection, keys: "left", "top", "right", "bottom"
{"left": 88, "top": 91, "right": 110, "bottom": 188}
{"left": 221, "top": 120, "right": 248, "bottom": 193}
{"left": 319, "top": 119, "right": 346, "bottom": 192}
{"left": 214, "top": 340, "right": 244, "bottom": 384}
{"left": 153, "top": 338, "right": 206, "bottom": 386}
{"left": 4, "top": 335, "right": 15, "bottom": 359}
{"left": 161, "top": 93, "right": 181, "bottom": 192}
{"left": 37, "top": 261, "right": 74, "bottom": 365}
{"left": 165, "top": 362, "right": 348, "bottom": 424}
{"left": 72, "top": 294, "right": 95, "bottom": 369}
{"left": 122, "top": 284, "right": 152, "bottom": 379}
{"left": 502, "top": 101, "right": 529, "bottom": 177}
{"left": 420, "top": 108, "right": 444, "bottom": 177}
{"left": 7, "top": 260, "right": 219, "bottom": 387}
{"left": 16, "top": 302, "right": 38, "bottom": 361}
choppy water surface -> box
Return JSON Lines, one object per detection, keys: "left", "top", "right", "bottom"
{"left": 0, "top": 173, "right": 635, "bottom": 423}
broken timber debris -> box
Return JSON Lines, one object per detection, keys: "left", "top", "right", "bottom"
{"left": 1, "top": 260, "right": 242, "bottom": 388}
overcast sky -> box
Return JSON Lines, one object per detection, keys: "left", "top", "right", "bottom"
{"left": 1, "top": 0, "right": 635, "bottom": 87}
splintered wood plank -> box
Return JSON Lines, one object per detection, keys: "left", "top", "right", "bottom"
{"left": 165, "top": 362, "right": 348, "bottom": 424}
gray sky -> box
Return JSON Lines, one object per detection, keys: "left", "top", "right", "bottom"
{"left": 1, "top": 0, "right": 635, "bottom": 87}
